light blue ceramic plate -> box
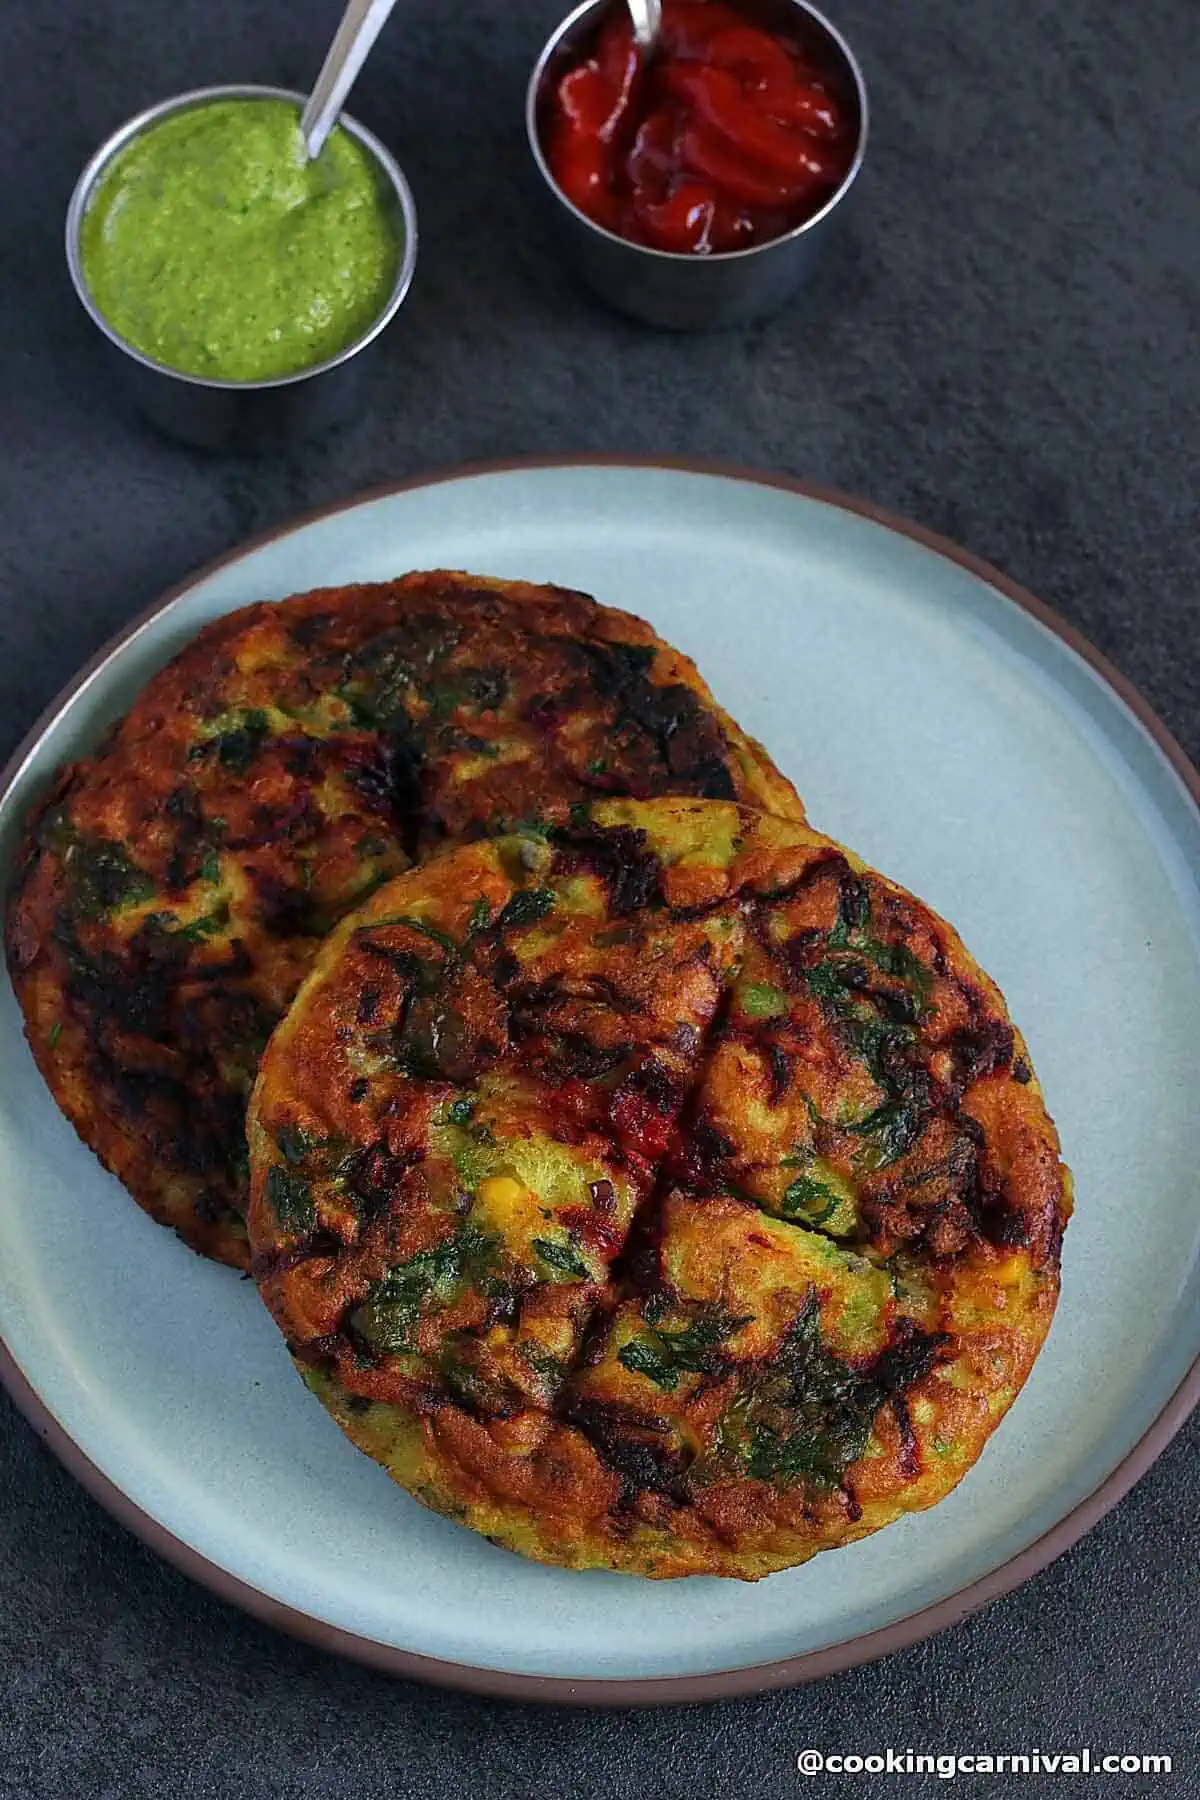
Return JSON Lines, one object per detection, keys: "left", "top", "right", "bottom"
{"left": 2, "top": 461, "right": 1197, "bottom": 1704}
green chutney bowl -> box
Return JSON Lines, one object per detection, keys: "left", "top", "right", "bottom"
{"left": 65, "top": 84, "right": 419, "bottom": 452}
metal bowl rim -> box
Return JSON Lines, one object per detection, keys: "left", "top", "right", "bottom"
{"left": 524, "top": 0, "right": 869, "bottom": 265}
{"left": 64, "top": 82, "right": 419, "bottom": 393}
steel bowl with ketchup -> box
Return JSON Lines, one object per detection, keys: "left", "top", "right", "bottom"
{"left": 527, "top": 0, "right": 868, "bottom": 329}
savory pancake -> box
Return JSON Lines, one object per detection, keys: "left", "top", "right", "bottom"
{"left": 5, "top": 573, "right": 803, "bottom": 1268}
{"left": 246, "top": 798, "right": 1070, "bottom": 1580}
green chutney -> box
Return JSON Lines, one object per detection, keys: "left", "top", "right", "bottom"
{"left": 80, "top": 97, "right": 403, "bottom": 383}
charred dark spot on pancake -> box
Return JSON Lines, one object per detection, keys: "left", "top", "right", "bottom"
{"left": 767, "top": 1042, "right": 793, "bottom": 1106}
{"left": 252, "top": 873, "right": 322, "bottom": 937}
{"left": 579, "top": 642, "right": 739, "bottom": 799}
{"left": 978, "top": 1198, "right": 1031, "bottom": 1250}
{"left": 391, "top": 962, "right": 508, "bottom": 1084}
{"left": 1012, "top": 1057, "right": 1032, "bottom": 1084}
{"left": 178, "top": 984, "right": 274, "bottom": 1066}
{"left": 483, "top": 1284, "right": 522, "bottom": 1328}
{"left": 480, "top": 945, "right": 522, "bottom": 990}
{"left": 361, "top": 944, "right": 442, "bottom": 993}
{"left": 543, "top": 1032, "right": 630, "bottom": 1082}
{"left": 344, "top": 745, "right": 393, "bottom": 808}
{"left": 776, "top": 922, "right": 825, "bottom": 972}
{"left": 344, "top": 1140, "right": 423, "bottom": 1220}
{"left": 163, "top": 784, "right": 208, "bottom": 890}
{"left": 89, "top": 1040, "right": 249, "bottom": 1190}
{"left": 344, "top": 717, "right": 427, "bottom": 856}
{"left": 53, "top": 926, "right": 167, "bottom": 1037}
{"left": 506, "top": 975, "right": 636, "bottom": 1079}
{"left": 564, "top": 1395, "right": 692, "bottom": 1506}
{"left": 282, "top": 736, "right": 324, "bottom": 780}
{"left": 605, "top": 1197, "right": 666, "bottom": 1299}
{"left": 875, "top": 1320, "right": 952, "bottom": 1393}
{"left": 192, "top": 1186, "right": 240, "bottom": 1228}
{"left": 496, "top": 887, "right": 556, "bottom": 934}
{"left": 670, "top": 1117, "right": 736, "bottom": 1193}
{"left": 863, "top": 1191, "right": 977, "bottom": 1263}
{"left": 348, "top": 1077, "right": 370, "bottom": 1103}
{"left": 435, "top": 725, "right": 497, "bottom": 757}
{"left": 289, "top": 611, "right": 340, "bottom": 650}
{"left": 284, "top": 1329, "right": 341, "bottom": 1363}
{"left": 255, "top": 1234, "right": 347, "bottom": 1290}
{"left": 392, "top": 995, "right": 465, "bottom": 1079}
{"left": 572, "top": 1299, "right": 619, "bottom": 1372}
{"left": 226, "top": 792, "right": 322, "bottom": 853}
{"left": 356, "top": 985, "right": 383, "bottom": 1026}
{"left": 558, "top": 1204, "right": 625, "bottom": 1259}
{"left": 633, "top": 1058, "right": 680, "bottom": 1112}
{"left": 461, "top": 666, "right": 509, "bottom": 710}
{"left": 129, "top": 912, "right": 195, "bottom": 969}
{"left": 523, "top": 692, "right": 561, "bottom": 732}
{"left": 1044, "top": 1207, "right": 1066, "bottom": 1269}
{"left": 877, "top": 988, "right": 921, "bottom": 1025}
{"left": 942, "top": 1019, "right": 1015, "bottom": 1092}
{"left": 835, "top": 870, "right": 871, "bottom": 935}
{"left": 690, "top": 756, "right": 738, "bottom": 800}
{"left": 551, "top": 821, "right": 664, "bottom": 916}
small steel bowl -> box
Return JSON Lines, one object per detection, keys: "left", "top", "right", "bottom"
{"left": 65, "top": 84, "right": 419, "bottom": 452}
{"left": 526, "top": 0, "right": 868, "bottom": 330}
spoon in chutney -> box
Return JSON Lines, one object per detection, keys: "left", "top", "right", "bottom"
{"left": 300, "top": 0, "right": 399, "bottom": 161}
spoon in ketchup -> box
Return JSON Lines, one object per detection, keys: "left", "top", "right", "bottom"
{"left": 626, "top": 0, "right": 664, "bottom": 51}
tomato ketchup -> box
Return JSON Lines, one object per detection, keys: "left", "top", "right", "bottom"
{"left": 542, "top": 0, "right": 857, "bottom": 255}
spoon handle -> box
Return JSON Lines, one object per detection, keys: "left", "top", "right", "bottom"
{"left": 300, "top": 0, "right": 399, "bottom": 161}
{"left": 626, "top": 0, "right": 663, "bottom": 50}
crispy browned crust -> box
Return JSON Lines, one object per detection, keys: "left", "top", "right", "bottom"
{"left": 4, "top": 574, "right": 804, "bottom": 1268}
{"left": 246, "top": 798, "right": 1070, "bottom": 1580}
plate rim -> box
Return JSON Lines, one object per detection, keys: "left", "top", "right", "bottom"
{"left": 2, "top": 453, "right": 1198, "bottom": 1707}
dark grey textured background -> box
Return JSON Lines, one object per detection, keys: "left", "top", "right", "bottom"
{"left": 2, "top": 0, "right": 1197, "bottom": 1792}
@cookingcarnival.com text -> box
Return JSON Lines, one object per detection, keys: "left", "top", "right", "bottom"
{"left": 795, "top": 1748, "right": 1174, "bottom": 1780}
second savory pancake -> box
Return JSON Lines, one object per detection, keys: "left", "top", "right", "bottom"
{"left": 246, "top": 798, "right": 1070, "bottom": 1580}
{"left": 5, "top": 572, "right": 803, "bottom": 1268}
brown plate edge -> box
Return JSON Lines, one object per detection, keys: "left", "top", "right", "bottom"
{"left": 1, "top": 453, "right": 1197, "bottom": 1708}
